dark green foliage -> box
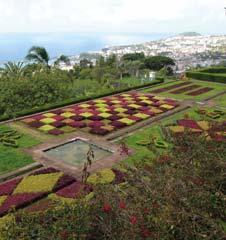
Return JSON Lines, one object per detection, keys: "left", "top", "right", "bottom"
{"left": 200, "top": 67, "right": 226, "bottom": 74}
{"left": 186, "top": 71, "right": 226, "bottom": 84}
{"left": 122, "top": 52, "right": 145, "bottom": 62}
{"left": 26, "top": 46, "right": 50, "bottom": 66}
{"left": 144, "top": 56, "right": 175, "bottom": 71}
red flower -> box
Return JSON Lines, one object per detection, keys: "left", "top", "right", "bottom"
{"left": 119, "top": 200, "right": 126, "bottom": 209}
{"left": 141, "top": 229, "right": 152, "bottom": 238}
{"left": 143, "top": 208, "right": 149, "bottom": 214}
{"left": 130, "top": 216, "right": 138, "bottom": 225}
{"left": 60, "top": 230, "right": 69, "bottom": 239}
{"left": 103, "top": 203, "right": 112, "bottom": 213}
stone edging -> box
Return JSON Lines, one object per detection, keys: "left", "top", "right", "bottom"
{"left": 0, "top": 162, "right": 43, "bottom": 183}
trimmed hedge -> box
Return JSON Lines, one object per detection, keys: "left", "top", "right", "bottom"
{"left": 199, "top": 67, "right": 226, "bottom": 74}
{"left": 0, "top": 79, "right": 164, "bottom": 123}
{"left": 186, "top": 71, "right": 226, "bottom": 84}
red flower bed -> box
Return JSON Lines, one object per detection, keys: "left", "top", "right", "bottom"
{"left": 28, "top": 121, "right": 44, "bottom": 128}
{"left": 48, "top": 129, "right": 65, "bottom": 135}
{"left": 151, "top": 82, "right": 192, "bottom": 93}
{"left": 55, "top": 182, "right": 92, "bottom": 199}
{"left": 111, "top": 121, "right": 127, "bottom": 129}
{"left": 112, "top": 169, "right": 127, "bottom": 184}
{"left": 170, "top": 85, "right": 200, "bottom": 94}
{"left": 89, "top": 128, "right": 110, "bottom": 135}
{"left": 69, "top": 121, "right": 87, "bottom": 128}
{"left": 51, "top": 121, "right": 66, "bottom": 128}
{"left": 53, "top": 175, "right": 76, "bottom": 192}
{"left": 0, "top": 192, "right": 46, "bottom": 216}
{"left": 177, "top": 119, "right": 201, "bottom": 129}
{"left": 0, "top": 178, "right": 22, "bottom": 196}
{"left": 186, "top": 87, "right": 214, "bottom": 96}
{"left": 71, "top": 115, "right": 85, "bottom": 121}
{"left": 88, "top": 121, "right": 104, "bottom": 128}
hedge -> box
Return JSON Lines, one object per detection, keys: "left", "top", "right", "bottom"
{"left": 199, "top": 67, "right": 226, "bottom": 74}
{"left": 0, "top": 79, "right": 164, "bottom": 122}
{"left": 186, "top": 71, "right": 226, "bottom": 84}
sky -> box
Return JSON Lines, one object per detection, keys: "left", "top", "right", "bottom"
{"left": 0, "top": 0, "right": 226, "bottom": 34}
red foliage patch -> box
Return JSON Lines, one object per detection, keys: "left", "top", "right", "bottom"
{"left": 55, "top": 182, "right": 92, "bottom": 199}
{"left": 0, "top": 192, "right": 46, "bottom": 216}
{"left": 53, "top": 175, "right": 76, "bottom": 192}
{"left": 0, "top": 178, "right": 22, "bottom": 196}
{"left": 170, "top": 85, "right": 200, "bottom": 94}
{"left": 151, "top": 82, "right": 192, "bottom": 93}
{"left": 186, "top": 87, "right": 214, "bottom": 96}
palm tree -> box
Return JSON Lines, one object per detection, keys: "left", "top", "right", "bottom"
{"left": 25, "top": 46, "right": 50, "bottom": 66}
{"left": 0, "top": 61, "right": 25, "bottom": 79}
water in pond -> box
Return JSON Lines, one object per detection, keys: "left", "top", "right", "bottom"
{"left": 44, "top": 139, "right": 111, "bottom": 166}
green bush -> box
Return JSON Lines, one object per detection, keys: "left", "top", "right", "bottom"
{"left": 186, "top": 71, "right": 226, "bottom": 84}
{"left": 200, "top": 67, "right": 226, "bottom": 74}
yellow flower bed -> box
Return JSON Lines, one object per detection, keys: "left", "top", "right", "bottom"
{"left": 87, "top": 169, "right": 115, "bottom": 185}
{"left": 169, "top": 126, "right": 185, "bottom": 133}
{"left": 13, "top": 173, "right": 63, "bottom": 194}
{"left": 0, "top": 196, "right": 7, "bottom": 206}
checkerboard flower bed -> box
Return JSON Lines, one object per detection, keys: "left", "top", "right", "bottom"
{"left": 0, "top": 168, "right": 76, "bottom": 216}
{"left": 170, "top": 85, "right": 201, "bottom": 94}
{"left": 21, "top": 92, "right": 179, "bottom": 136}
{"left": 186, "top": 87, "right": 214, "bottom": 96}
{"left": 151, "top": 81, "right": 192, "bottom": 93}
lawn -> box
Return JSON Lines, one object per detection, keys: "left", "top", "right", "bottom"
{"left": 0, "top": 124, "right": 40, "bottom": 175}
{"left": 211, "top": 93, "right": 226, "bottom": 108}
{"left": 141, "top": 80, "right": 226, "bottom": 101}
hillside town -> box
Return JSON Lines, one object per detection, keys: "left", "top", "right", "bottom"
{"left": 64, "top": 33, "right": 226, "bottom": 72}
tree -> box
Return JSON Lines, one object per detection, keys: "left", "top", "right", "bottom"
{"left": 0, "top": 61, "right": 25, "bottom": 80}
{"left": 80, "top": 59, "right": 92, "bottom": 68}
{"left": 122, "top": 52, "right": 145, "bottom": 62}
{"left": 25, "top": 46, "right": 50, "bottom": 66}
{"left": 54, "top": 55, "right": 70, "bottom": 66}
{"left": 144, "top": 56, "right": 175, "bottom": 71}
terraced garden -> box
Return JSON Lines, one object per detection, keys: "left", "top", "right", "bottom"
{"left": 143, "top": 79, "right": 226, "bottom": 101}
{"left": 0, "top": 76, "right": 225, "bottom": 239}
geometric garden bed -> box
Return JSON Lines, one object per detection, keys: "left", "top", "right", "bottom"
{"left": 168, "top": 119, "right": 226, "bottom": 142}
{"left": 21, "top": 92, "right": 179, "bottom": 136}
{"left": 0, "top": 168, "right": 76, "bottom": 217}
{"left": 0, "top": 167, "right": 125, "bottom": 217}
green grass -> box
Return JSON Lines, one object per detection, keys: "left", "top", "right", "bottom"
{"left": 120, "top": 106, "right": 225, "bottom": 166}
{"left": 211, "top": 93, "right": 226, "bottom": 108}
{"left": 141, "top": 80, "right": 226, "bottom": 101}
{"left": 0, "top": 124, "right": 41, "bottom": 175}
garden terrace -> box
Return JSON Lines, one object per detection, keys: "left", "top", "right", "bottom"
{"left": 144, "top": 79, "right": 226, "bottom": 101}
{"left": 20, "top": 92, "right": 179, "bottom": 137}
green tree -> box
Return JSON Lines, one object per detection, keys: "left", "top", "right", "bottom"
{"left": 54, "top": 55, "right": 70, "bottom": 66}
{"left": 122, "top": 52, "right": 145, "bottom": 62}
{"left": 144, "top": 56, "right": 175, "bottom": 71}
{"left": 25, "top": 46, "right": 50, "bottom": 66}
{"left": 0, "top": 61, "right": 25, "bottom": 80}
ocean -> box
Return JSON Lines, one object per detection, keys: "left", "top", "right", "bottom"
{"left": 0, "top": 32, "right": 173, "bottom": 64}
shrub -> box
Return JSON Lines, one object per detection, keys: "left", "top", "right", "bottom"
{"left": 186, "top": 71, "right": 226, "bottom": 83}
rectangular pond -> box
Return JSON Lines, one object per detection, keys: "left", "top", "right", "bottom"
{"left": 44, "top": 139, "right": 112, "bottom": 167}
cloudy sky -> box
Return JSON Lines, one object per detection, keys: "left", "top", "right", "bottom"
{"left": 0, "top": 0, "right": 225, "bottom": 34}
